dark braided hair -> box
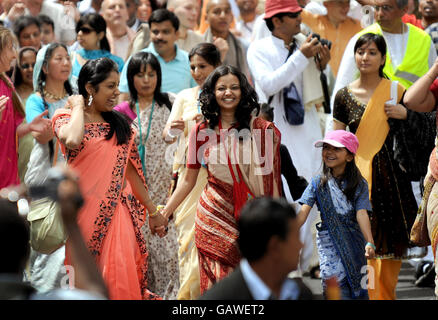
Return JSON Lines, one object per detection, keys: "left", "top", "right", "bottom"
{"left": 199, "top": 65, "right": 259, "bottom": 131}
{"left": 78, "top": 57, "right": 131, "bottom": 145}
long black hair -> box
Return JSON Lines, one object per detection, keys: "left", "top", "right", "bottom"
{"left": 126, "top": 51, "right": 171, "bottom": 110}
{"left": 75, "top": 13, "right": 111, "bottom": 52}
{"left": 320, "top": 147, "right": 364, "bottom": 202}
{"left": 78, "top": 57, "right": 131, "bottom": 145}
{"left": 354, "top": 33, "right": 387, "bottom": 78}
{"left": 199, "top": 65, "right": 259, "bottom": 131}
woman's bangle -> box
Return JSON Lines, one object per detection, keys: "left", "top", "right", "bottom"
{"left": 149, "top": 205, "right": 164, "bottom": 218}
{"left": 366, "top": 242, "right": 376, "bottom": 250}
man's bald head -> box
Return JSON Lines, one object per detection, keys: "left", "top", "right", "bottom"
{"left": 207, "top": 0, "right": 231, "bottom": 12}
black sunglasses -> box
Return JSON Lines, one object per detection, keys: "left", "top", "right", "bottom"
{"left": 20, "top": 63, "right": 35, "bottom": 70}
{"left": 78, "top": 27, "right": 94, "bottom": 34}
{"left": 284, "top": 11, "right": 301, "bottom": 19}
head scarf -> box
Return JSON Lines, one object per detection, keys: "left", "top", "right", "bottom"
{"left": 32, "top": 43, "right": 75, "bottom": 91}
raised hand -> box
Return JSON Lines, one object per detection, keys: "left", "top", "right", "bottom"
{"left": 7, "top": 3, "right": 26, "bottom": 23}
{"left": 65, "top": 95, "right": 86, "bottom": 110}
{"left": 29, "top": 110, "right": 51, "bottom": 134}
{"left": 213, "top": 37, "right": 229, "bottom": 62}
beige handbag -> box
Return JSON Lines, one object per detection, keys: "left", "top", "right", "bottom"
{"left": 27, "top": 141, "right": 67, "bottom": 254}
{"left": 27, "top": 197, "right": 66, "bottom": 254}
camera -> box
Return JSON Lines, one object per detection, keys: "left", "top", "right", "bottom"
{"left": 28, "top": 167, "right": 67, "bottom": 201}
{"left": 311, "top": 33, "right": 332, "bottom": 50}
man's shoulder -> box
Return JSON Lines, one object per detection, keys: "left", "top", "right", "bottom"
{"left": 199, "top": 267, "right": 253, "bottom": 300}
{"left": 248, "top": 36, "right": 274, "bottom": 53}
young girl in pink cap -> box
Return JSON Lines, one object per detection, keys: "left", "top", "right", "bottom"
{"left": 297, "top": 129, "right": 375, "bottom": 300}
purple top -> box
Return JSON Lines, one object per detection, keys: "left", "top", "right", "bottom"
{"left": 114, "top": 101, "right": 136, "bottom": 124}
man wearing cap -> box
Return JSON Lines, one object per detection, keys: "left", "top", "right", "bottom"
{"left": 247, "top": 0, "right": 330, "bottom": 277}
{"left": 301, "top": 0, "right": 362, "bottom": 76}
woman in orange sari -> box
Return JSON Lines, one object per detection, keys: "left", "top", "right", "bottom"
{"left": 52, "top": 57, "right": 168, "bottom": 300}
{"left": 160, "top": 65, "right": 282, "bottom": 294}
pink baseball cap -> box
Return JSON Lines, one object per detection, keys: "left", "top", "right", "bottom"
{"left": 314, "top": 130, "right": 359, "bottom": 154}
{"left": 264, "top": 0, "right": 302, "bottom": 19}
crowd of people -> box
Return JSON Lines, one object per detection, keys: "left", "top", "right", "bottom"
{"left": 1, "top": 0, "right": 438, "bottom": 301}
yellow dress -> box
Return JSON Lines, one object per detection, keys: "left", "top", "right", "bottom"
{"left": 168, "top": 86, "right": 208, "bottom": 300}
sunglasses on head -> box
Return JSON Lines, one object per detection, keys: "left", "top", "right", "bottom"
{"left": 284, "top": 11, "right": 301, "bottom": 19}
{"left": 78, "top": 27, "right": 94, "bottom": 34}
{"left": 20, "top": 63, "right": 35, "bottom": 70}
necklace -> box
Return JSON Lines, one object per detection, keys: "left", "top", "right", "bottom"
{"left": 136, "top": 99, "right": 155, "bottom": 183}
{"left": 44, "top": 89, "right": 67, "bottom": 101}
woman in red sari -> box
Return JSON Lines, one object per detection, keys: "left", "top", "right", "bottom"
{"left": 161, "top": 65, "right": 282, "bottom": 293}
{"left": 52, "top": 58, "right": 167, "bottom": 300}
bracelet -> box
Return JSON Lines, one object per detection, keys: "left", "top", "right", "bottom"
{"left": 149, "top": 205, "right": 164, "bottom": 218}
{"left": 366, "top": 242, "right": 376, "bottom": 250}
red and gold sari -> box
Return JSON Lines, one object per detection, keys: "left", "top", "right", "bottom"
{"left": 187, "top": 116, "right": 282, "bottom": 293}
{"left": 53, "top": 112, "right": 160, "bottom": 300}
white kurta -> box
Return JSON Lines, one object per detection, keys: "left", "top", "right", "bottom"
{"left": 247, "top": 34, "right": 323, "bottom": 272}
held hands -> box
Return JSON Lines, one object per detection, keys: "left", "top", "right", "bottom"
{"left": 148, "top": 206, "right": 169, "bottom": 238}
{"left": 384, "top": 103, "right": 407, "bottom": 120}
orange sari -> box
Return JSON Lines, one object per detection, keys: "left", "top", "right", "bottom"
{"left": 53, "top": 113, "right": 160, "bottom": 300}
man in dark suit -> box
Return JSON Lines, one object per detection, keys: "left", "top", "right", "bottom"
{"left": 200, "top": 197, "right": 313, "bottom": 300}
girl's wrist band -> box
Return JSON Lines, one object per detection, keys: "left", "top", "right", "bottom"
{"left": 366, "top": 242, "right": 376, "bottom": 250}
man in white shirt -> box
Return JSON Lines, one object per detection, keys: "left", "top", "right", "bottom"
{"left": 201, "top": 198, "right": 313, "bottom": 300}
{"left": 247, "top": 0, "right": 330, "bottom": 276}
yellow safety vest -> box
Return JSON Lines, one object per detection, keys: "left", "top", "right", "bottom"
{"left": 357, "top": 23, "right": 431, "bottom": 88}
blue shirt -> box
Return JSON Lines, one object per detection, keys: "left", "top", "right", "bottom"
{"left": 119, "top": 43, "right": 196, "bottom": 94}
{"left": 240, "top": 259, "right": 300, "bottom": 300}
{"left": 298, "top": 176, "right": 372, "bottom": 213}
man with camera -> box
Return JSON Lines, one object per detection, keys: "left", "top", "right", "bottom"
{"left": 246, "top": 0, "right": 330, "bottom": 278}
{"left": 301, "top": 0, "right": 362, "bottom": 77}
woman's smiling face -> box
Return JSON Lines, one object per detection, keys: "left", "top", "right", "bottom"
{"left": 214, "top": 73, "right": 241, "bottom": 113}
{"left": 89, "top": 70, "right": 121, "bottom": 112}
